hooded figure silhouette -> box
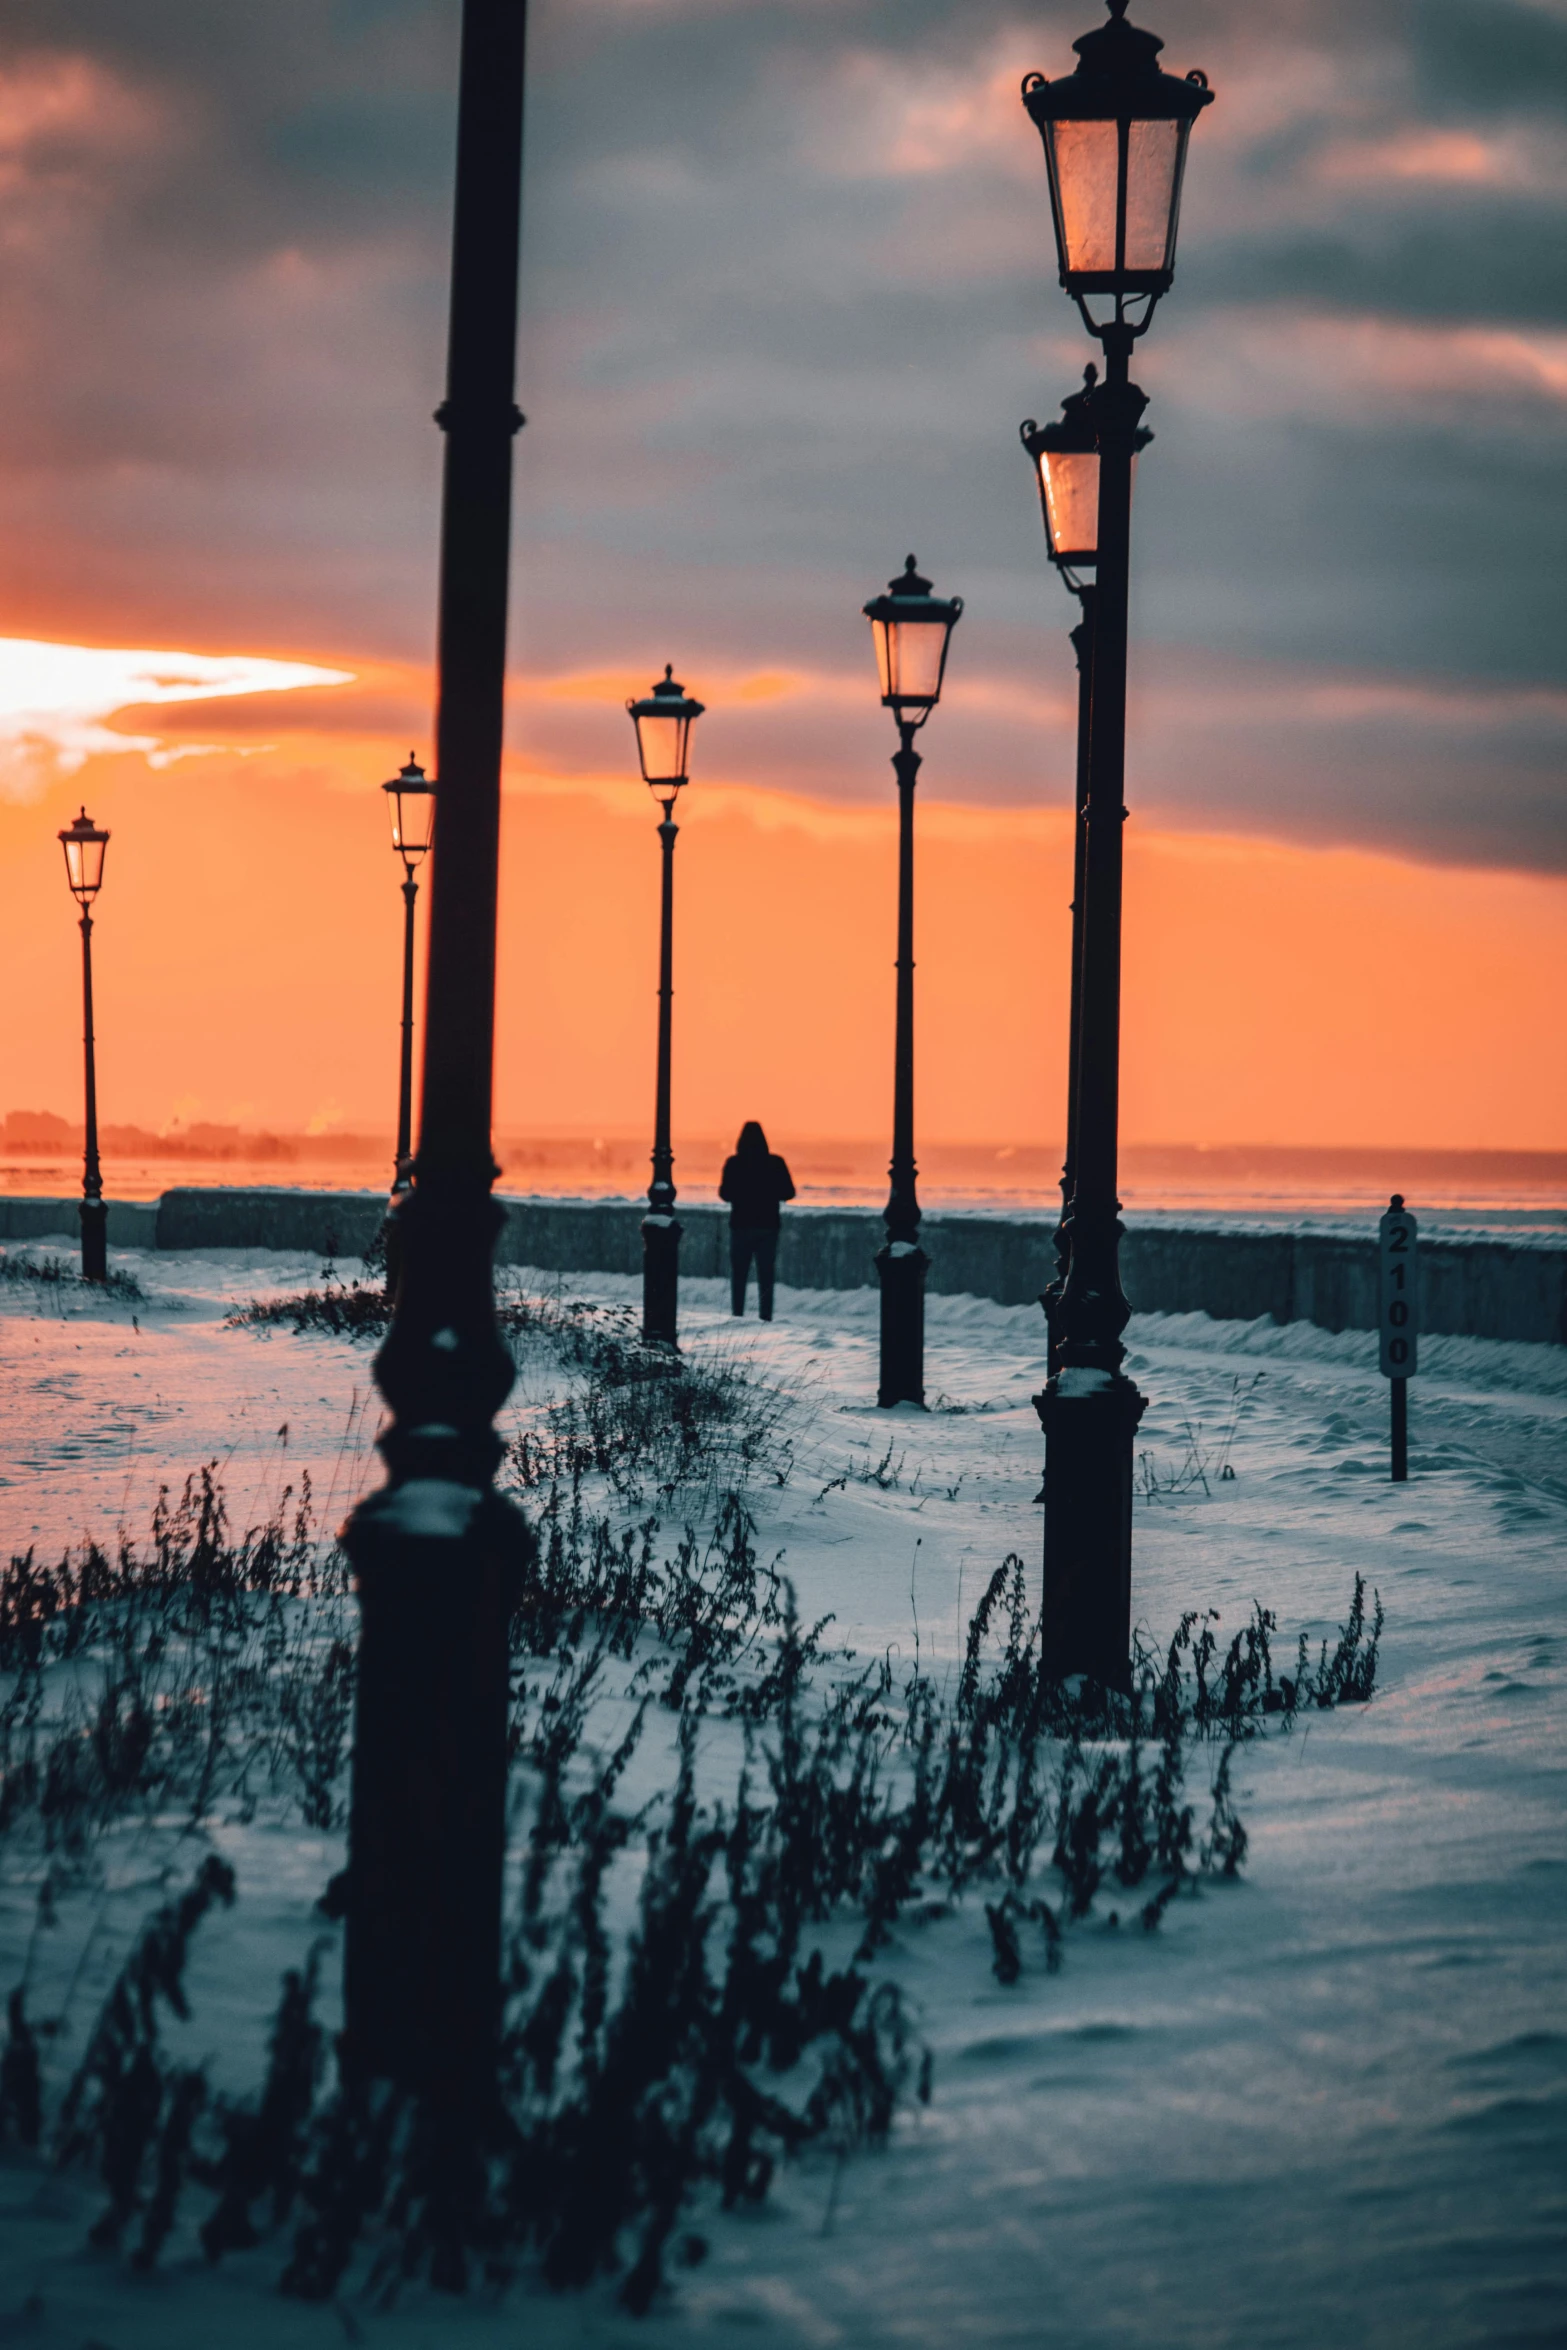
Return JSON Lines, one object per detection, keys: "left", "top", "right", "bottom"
{"left": 718, "top": 1121, "right": 796, "bottom": 1319}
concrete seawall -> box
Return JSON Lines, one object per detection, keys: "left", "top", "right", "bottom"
{"left": 4, "top": 1187, "right": 1561, "bottom": 1347}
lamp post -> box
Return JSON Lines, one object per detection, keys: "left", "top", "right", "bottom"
{"left": 339, "top": 0, "right": 532, "bottom": 2235}
{"left": 382, "top": 754, "right": 436, "bottom": 1195}
{"left": 58, "top": 808, "right": 110, "bottom": 1284}
{"left": 1021, "top": 0, "right": 1212, "bottom": 1684}
{"left": 1019, "top": 369, "right": 1150, "bottom": 1366}
{"left": 626, "top": 665, "right": 705, "bottom": 1348}
{"left": 861, "top": 556, "right": 962, "bottom": 1409}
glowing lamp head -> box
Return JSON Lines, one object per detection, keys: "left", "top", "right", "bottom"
{"left": 382, "top": 753, "right": 436, "bottom": 867}
{"left": 58, "top": 807, "right": 109, "bottom": 905}
{"left": 862, "top": 556, "right": 963, "bottom": 727}
{"left": 1022, "top": 0, "right": 1212, "bottom": 333}
{"left": 1020, "top": 365, "right": 1153, "bottom": 572}
{"left": 627, "top": 664, "right": 705, "bottom": 799}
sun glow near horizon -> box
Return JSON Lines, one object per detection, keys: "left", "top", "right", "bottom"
{"left": 0, "top": 635, "right": 354, "bottom": 797}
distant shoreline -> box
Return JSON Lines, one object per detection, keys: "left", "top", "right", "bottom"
{"left": 2, "top": 1129, "right": 1562, "bottom": 1228}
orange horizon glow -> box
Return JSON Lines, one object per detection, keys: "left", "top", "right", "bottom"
{"left": 1, "top": 701, "right": 1563, "bottom": 1160}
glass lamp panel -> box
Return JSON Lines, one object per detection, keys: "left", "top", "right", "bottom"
{"left": 391, "top": 789, "right": 435, "bottom": 859}
{"left": 887, "top": 616, "right": 949, "bottom": 705}
{"left": 870, "top": 618, "right": 895, "bottom": 703}
{"left": 62, "top": 828, "right": 106, "bottom": 898}
{"left": 636, "top": 709, "right": 688, "bottom": 785}
{"left": 1123, "top": 117, "right": 1183, "bottom": 270}
{"left": 1048, "top": 118, "right": 1120, "bottom": 275}
{"left": 1043, "top": 449, "right": 1100, "bottom": 560}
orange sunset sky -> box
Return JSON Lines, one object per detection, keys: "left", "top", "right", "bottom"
{"left": 0, "top": 0, "right": 1563, "bottom": 1158}
{"left": 3, "top": 669, "right": 1562, "bottom": 1153}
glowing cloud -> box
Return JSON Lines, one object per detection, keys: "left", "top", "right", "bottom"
{"left": 0, "top": 638, "right": 353, "bottom": 798}
{"left": 1314, "top": 125, "right": 1567, "bottom": 193}
{"left": 1146, "top": 306, "right": 1567, "bottom": 422}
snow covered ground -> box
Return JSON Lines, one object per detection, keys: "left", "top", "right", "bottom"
{"left": 1, "top": 1238, "right": 1564, "bottom": 2348}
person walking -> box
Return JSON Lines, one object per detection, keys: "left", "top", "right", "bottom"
{"left": 720, "top": 1121, "right": 795, "bottom": 1320}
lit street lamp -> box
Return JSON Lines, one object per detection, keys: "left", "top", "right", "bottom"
{"left": 627, "top": 664, "right": 705, "bottom": 1347}
{"left": 1021, "top": 0, "right": 1212, "bottom": 1685}
{"left": 1019, "top": 369, "right": 1150, "bottom": 1364}
{"left": 381, "top": 753, "right": 436, "bottom": 1194}
{"left": 57, "top": 808, "right": 110, "bottom": 1283}
{"left": 862, "top": 555, "right": 962, "bottom": 1409}
{"left": 340, "top": 0, "right": 532, "bottom": 2231}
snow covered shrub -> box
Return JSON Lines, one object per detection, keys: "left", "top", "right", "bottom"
{"left": 0, "top": 1249, "right": 144, "bottom": 1302}
{"left": 1135, "top": 1373, "right": 1264, "bottom": 1500}
{"left": 201, "top": 1952, "right": 326, "bottom": 2258}
{"left": 0, "top": 1417, "right": 1388, "bottom": 2314}
{"left": 1200, "top": 1744, "right": 1248, "bottom": 1877}
{"left": 508, "top": 1337, "right": 789, "bottom": 1506}
{"left": 0, "top": 1467, "right": 353, "bottom": 1844}
{"left": 0, "top": 1987, "right": 42, "bottom": 2146}
{"left": 230, "top": 1264, "right": 391, "bottom": 1339}
{"left": 230, "top": 1270, "right": 792, "bottom": 1506}
{"left": 481, "top": 1714, "right": 918, "bottom": 2313}
{"left": 1310, "top": 1572, "right": 1384, "bottom": 1705}
{"left": 55, "top": 1855, "right": 234, "bottom": 2264}
{"left": 278, "top": 1638, "right": 355, "bottom": 1830}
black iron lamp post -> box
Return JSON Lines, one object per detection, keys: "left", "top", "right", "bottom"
{"left": 58, "top": 808, "right": 110, "bottom": 1283}
{"left": 1021, "top": 0, "right": 1211, "bottom": 1685}
{"left": 862, "top": 555, "right": 962, "bottom": 1409}
{"left": 340, "top": 0, "right": 532, "bottom": 2243}
{"left": 382, "top": 753, "right": 437, "bottom": 1195}
{"left": 626, "top": 664, "right": 705, "bottom": 1347}
{"left": 1019, "top": 370, "right": 1150, "bottom": 1367}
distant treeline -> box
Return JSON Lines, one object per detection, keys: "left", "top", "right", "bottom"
{"left": 0, "top": 1110, "right": 376, "bottom": 1163}
{"left": 3, "top": 1111, "right": 1559, "bottom": 1192}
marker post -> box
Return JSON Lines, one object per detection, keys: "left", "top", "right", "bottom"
{"left": 1378, "top": 1194, "right": 1419, "bottom": 1482}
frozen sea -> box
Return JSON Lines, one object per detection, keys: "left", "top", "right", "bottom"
{"left": 0, "top": 1238, "right": 1563, "bottom": 2347}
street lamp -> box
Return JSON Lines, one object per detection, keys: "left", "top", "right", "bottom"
{"left": 861, "top": 555, "right": 962, "bottom": 1408}
{"left": 1019, "top": 372, "right": 1150, "bottom": 1364}
{"left": 1022, "top": 0, "right": 1211, "bottom": 345}
{"left": 626, "top": 663, "right": 705, "bottom": 1347}
{"left": 340, "top": 0, "right": 532, "bottom": 2227}
{"left": 57, "top": 808, "right": 110, "bottom": 1283}
{"left": 382, "top": 754, "right": 436, "bottom": 1195}
{"left": 1021, "top": 0, "right": 1212, "bottom": 1687}
{"left": 1020, "top": 363, "right": 1152, "bottom": 583}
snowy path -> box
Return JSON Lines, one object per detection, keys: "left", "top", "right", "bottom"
{"left": 0, "top": 1242, "right": 1563, "bottom": 2347}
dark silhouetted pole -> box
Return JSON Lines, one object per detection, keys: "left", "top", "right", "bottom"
{"left": 861, "top": 557, "right": 961, "bottom": 1410}
{"left": 57, "top": 808, "right": 109, "bottom": 1283}
{"left": 395, "top": 873, "right": 418, "bottom": 1184}
{"left": 340, "top": 0, "right": 531, "bottom": 2239}
{"left": 382, "top": 756, "right": 436, "bottom": 1193}
{"left": 380, "top": 755, "right": 435, "bottom": 1292}
{"left": 1021, "top": 0, "right": 1213, "bottom": 1684}
{"left": 625, "top": 664, "right": 703, "bottom": 1347}
{"left": 1044, "top": 586, "right": 1094, "bottom": 1366}
{"left": 878, "top": 719, "right": 926, "bottom": 1404}
{"left": 78, "top": 907, "right": 106, "bottom": 1281}
{"left": 644, "top": 798, "right": 681, "bottom": 1342}
{"left": 1019, "top": 373, "right": 1146, "bottom": 1371}
{"left": 1379, "top": 1193, "right": 1417, "bottom": 1481}
{"left": 1036, "top": 332, "right": 1148, "bottom": 1686}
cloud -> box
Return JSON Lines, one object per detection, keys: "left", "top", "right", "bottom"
{"left": 0, "top": 0, "right": 1558, "bottom": 878}
{"left": 1413, "top": 0, "right": 1567, "bottom": 118}
{"left": 0, "top": 637, "right": 352, "bottom": 797}
{"left": 1312, "top": 121, "right": 1567, "bottom": 191}
{"left": 492, "top": 639, "right": 1567, "bottom": 876}
{"left": 1144, "top": 304, "right": 1567, "bottom": 421}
